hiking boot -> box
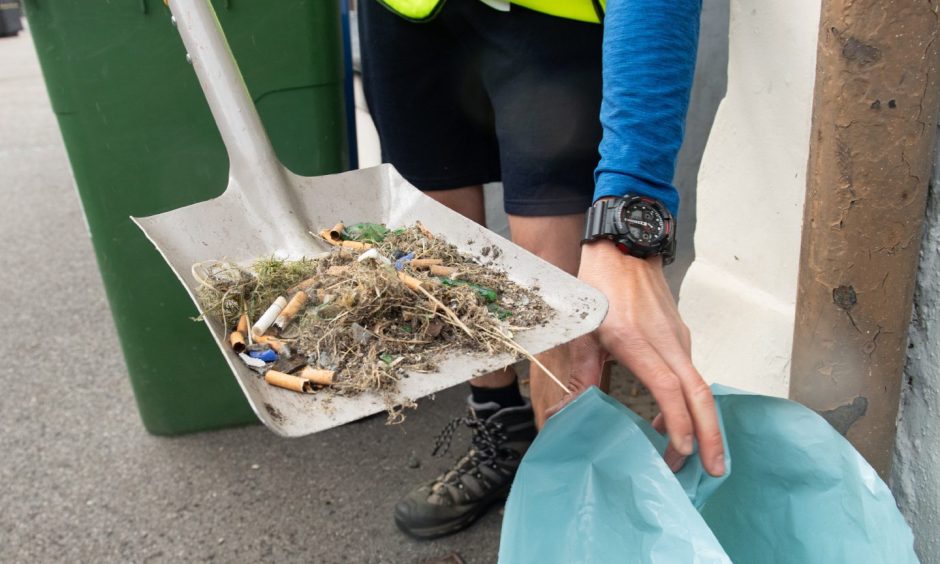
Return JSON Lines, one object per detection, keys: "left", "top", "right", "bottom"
{"left": 394, "top": 397, "right": 537, "bottom": 539}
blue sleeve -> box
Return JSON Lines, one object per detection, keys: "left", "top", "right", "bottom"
{"left": 593, "top": 0, "right": 703, "bottom": 218}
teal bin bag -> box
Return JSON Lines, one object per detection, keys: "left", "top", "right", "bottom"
{"left": 498, "top": 386, "right": 918, "bottom": 563}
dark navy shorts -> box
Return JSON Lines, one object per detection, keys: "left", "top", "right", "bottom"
{"left": 358, "top": 0, "right": 603, "bottom": 217}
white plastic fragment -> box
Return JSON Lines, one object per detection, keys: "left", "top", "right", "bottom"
{"left": 357, "top": 248, "right": 391, "bottom": 265}
{"left": 238, "top": 352, "right": 267, "bottom": 368}
{"left": 252, "top": 296, "right": 288, "bottom": 337}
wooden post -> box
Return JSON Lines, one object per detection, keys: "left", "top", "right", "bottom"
{"left": 791, "top": 0, "right": 940, "bottom": 477}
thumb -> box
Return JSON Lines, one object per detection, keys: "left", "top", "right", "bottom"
{"left": 546, "top": 332, "right": 606, "bottom": 419}
{"left": 569, "top": 331, "right": 606, "bottom": 392}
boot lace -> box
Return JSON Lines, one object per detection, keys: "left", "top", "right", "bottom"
{"left": 432, "top": 414, "right": 507, "bottom": 461}
{"left": 427, "top": 414, "right": 513, "bottom": 500}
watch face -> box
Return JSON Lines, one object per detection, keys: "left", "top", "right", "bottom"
{"left": 617, "top": 199, "right": 667, "bottom": 248}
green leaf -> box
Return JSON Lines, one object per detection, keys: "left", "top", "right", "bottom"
{"left": 343, "top": 223, "right": 390, "bottom": 243}
{"left": 436, "top": 277, "right": 499, "bottom": 303}
{"left": 380, "top": 353, "right": 395, "bottom": 364}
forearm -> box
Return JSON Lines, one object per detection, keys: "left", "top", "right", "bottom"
{"left": 593, "top": 0, "right": 703, "bottom": 217}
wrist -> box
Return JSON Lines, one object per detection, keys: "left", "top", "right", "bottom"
{"left": 581, "top": 238, "right": 663, "bottom": 269}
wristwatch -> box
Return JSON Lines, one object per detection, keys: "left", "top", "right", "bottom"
{"left": 582, "top": 196, "right": 676, "bottom": 265}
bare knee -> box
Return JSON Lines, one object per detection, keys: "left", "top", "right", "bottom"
{"left": 508, "top": 214, "right": 584, "bottom": 275}
{"left": 426, "top": 185, "right": 486, "bottom": 225}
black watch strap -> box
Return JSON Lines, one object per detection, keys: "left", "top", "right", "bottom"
{"left": 582, "top": 199, "right": 617, "bottom": 244}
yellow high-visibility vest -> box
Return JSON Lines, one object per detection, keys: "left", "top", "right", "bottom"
{"left": 378, "top": 0, "right": 605, "bottom": 23}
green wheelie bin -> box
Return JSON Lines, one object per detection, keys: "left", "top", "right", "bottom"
{"left": 24, "top": 0, "right": 348, "bottom": 435}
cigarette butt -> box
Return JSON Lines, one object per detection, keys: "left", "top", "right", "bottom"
{"left": 410, "top": 258, "right": 443, "bottom": 269}
{"left": 275, "top": 291, "right": 308, "bottom": 329}
{"left": 319, "top": 227, "right": 340, "bottom": 244}
{"left": 229, "top": 331, "right": 246, "bottom": 353}
{"left": 318, "top": 229, "right": 372, "bottom": 250}
{"left": 252, "top": 296, "right": 288, "bottom": 337}
{"left": 416, "top": 221, "right": 434, "bottom": 239}
{"left": 255, "top": 334, "right": 288, "bottom": 355}
{"left": 329, "top": 222, "right": 345, "bottom": 241}
{"left": 265, "top": 370, "right": 313, "bottom": 393}
{"left": 429, "top": 265, "right": 456, "bottom": 277}
{"left": 287, "top": 276, "right": 318, "bottom": 295}
{"left": 326, "top": 265, "right": 349, "bottom": 276}
{"left": 236, "top": 314, "right": 249, "bottom": 334}
{"left": 299, "top": 366, "right": 335, "bottom": 386}
{"left": 398, "top": 272, "right": 423, "bottom": 291}
{"left": 339, "top": 240, "right": 371, "bottom": 250}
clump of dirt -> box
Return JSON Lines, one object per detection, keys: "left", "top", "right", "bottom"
{"left": 193, "top": 222, "right": 553, "bottom": 421}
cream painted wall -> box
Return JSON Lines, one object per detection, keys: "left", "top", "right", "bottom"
{"left": 679, "top": 0, "right": 821, "bottom": 397}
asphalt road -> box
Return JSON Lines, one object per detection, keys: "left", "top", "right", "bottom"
{"left": 0, "top": 25, "right": 658, "bottom": 564}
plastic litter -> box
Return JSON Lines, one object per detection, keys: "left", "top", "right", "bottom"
{"left": 394, "top": 251, "right": 415, "bottom": 271}
{"left": 238, "top": 352, "right": 266, "bottom": 369}
{"left": 357, "top": 248, "right": 391, "bottom": 266}
{"left": 247, "top": 349, "right": 278, "bottom": 363}
{"left": 499, "top": 386, "right": 919, "bottom": 564}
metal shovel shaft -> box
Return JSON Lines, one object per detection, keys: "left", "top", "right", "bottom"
{"left": 167, "top": 0, "right": 307, "bottom": 246}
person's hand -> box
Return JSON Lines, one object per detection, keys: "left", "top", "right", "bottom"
{"left": 551, "top": 239, "right": 725, "bottom": 477}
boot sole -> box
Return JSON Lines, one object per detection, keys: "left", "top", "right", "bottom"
{"left": 394, "top": 490, "right": 508, "bottom": 540}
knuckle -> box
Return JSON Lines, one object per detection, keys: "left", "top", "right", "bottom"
{"left": 688, "top": 381, "right": 715, "bottom": 405}
{"left": 648, "top": 373, "right": 683, "bottom": 397}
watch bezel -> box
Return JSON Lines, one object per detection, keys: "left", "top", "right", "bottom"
{"left": 612, "top": 197, "right": 670, "bottom": 249}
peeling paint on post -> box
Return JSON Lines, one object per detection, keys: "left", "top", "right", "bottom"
{"left": 790, "top": 0, "right": 940, "bottom": 477}
{"left": 817, "top": 395, "right": 869, "bottom": 436}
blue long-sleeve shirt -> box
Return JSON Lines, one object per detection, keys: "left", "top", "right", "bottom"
{"left": 593, "top": 0, "right": 703, "bottom": 217}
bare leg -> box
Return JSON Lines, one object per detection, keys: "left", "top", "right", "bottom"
{"left": 424, "top": 185, "right": 487, "bottom": 225}
{"left": 507, "top": 214, "right": 584, "bottom": 428}
{"left": 426, "top": 186, "right": 516, "bottom": 389}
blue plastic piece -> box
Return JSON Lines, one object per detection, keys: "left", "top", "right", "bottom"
{"left": 499, "top": 386, "right": 918, "bottom": 564}
{"left": 248, "top": 349, "right": 278, "bottom": 363}
{"left": 394, "top": 252, "right": 414, "bottom": 271}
